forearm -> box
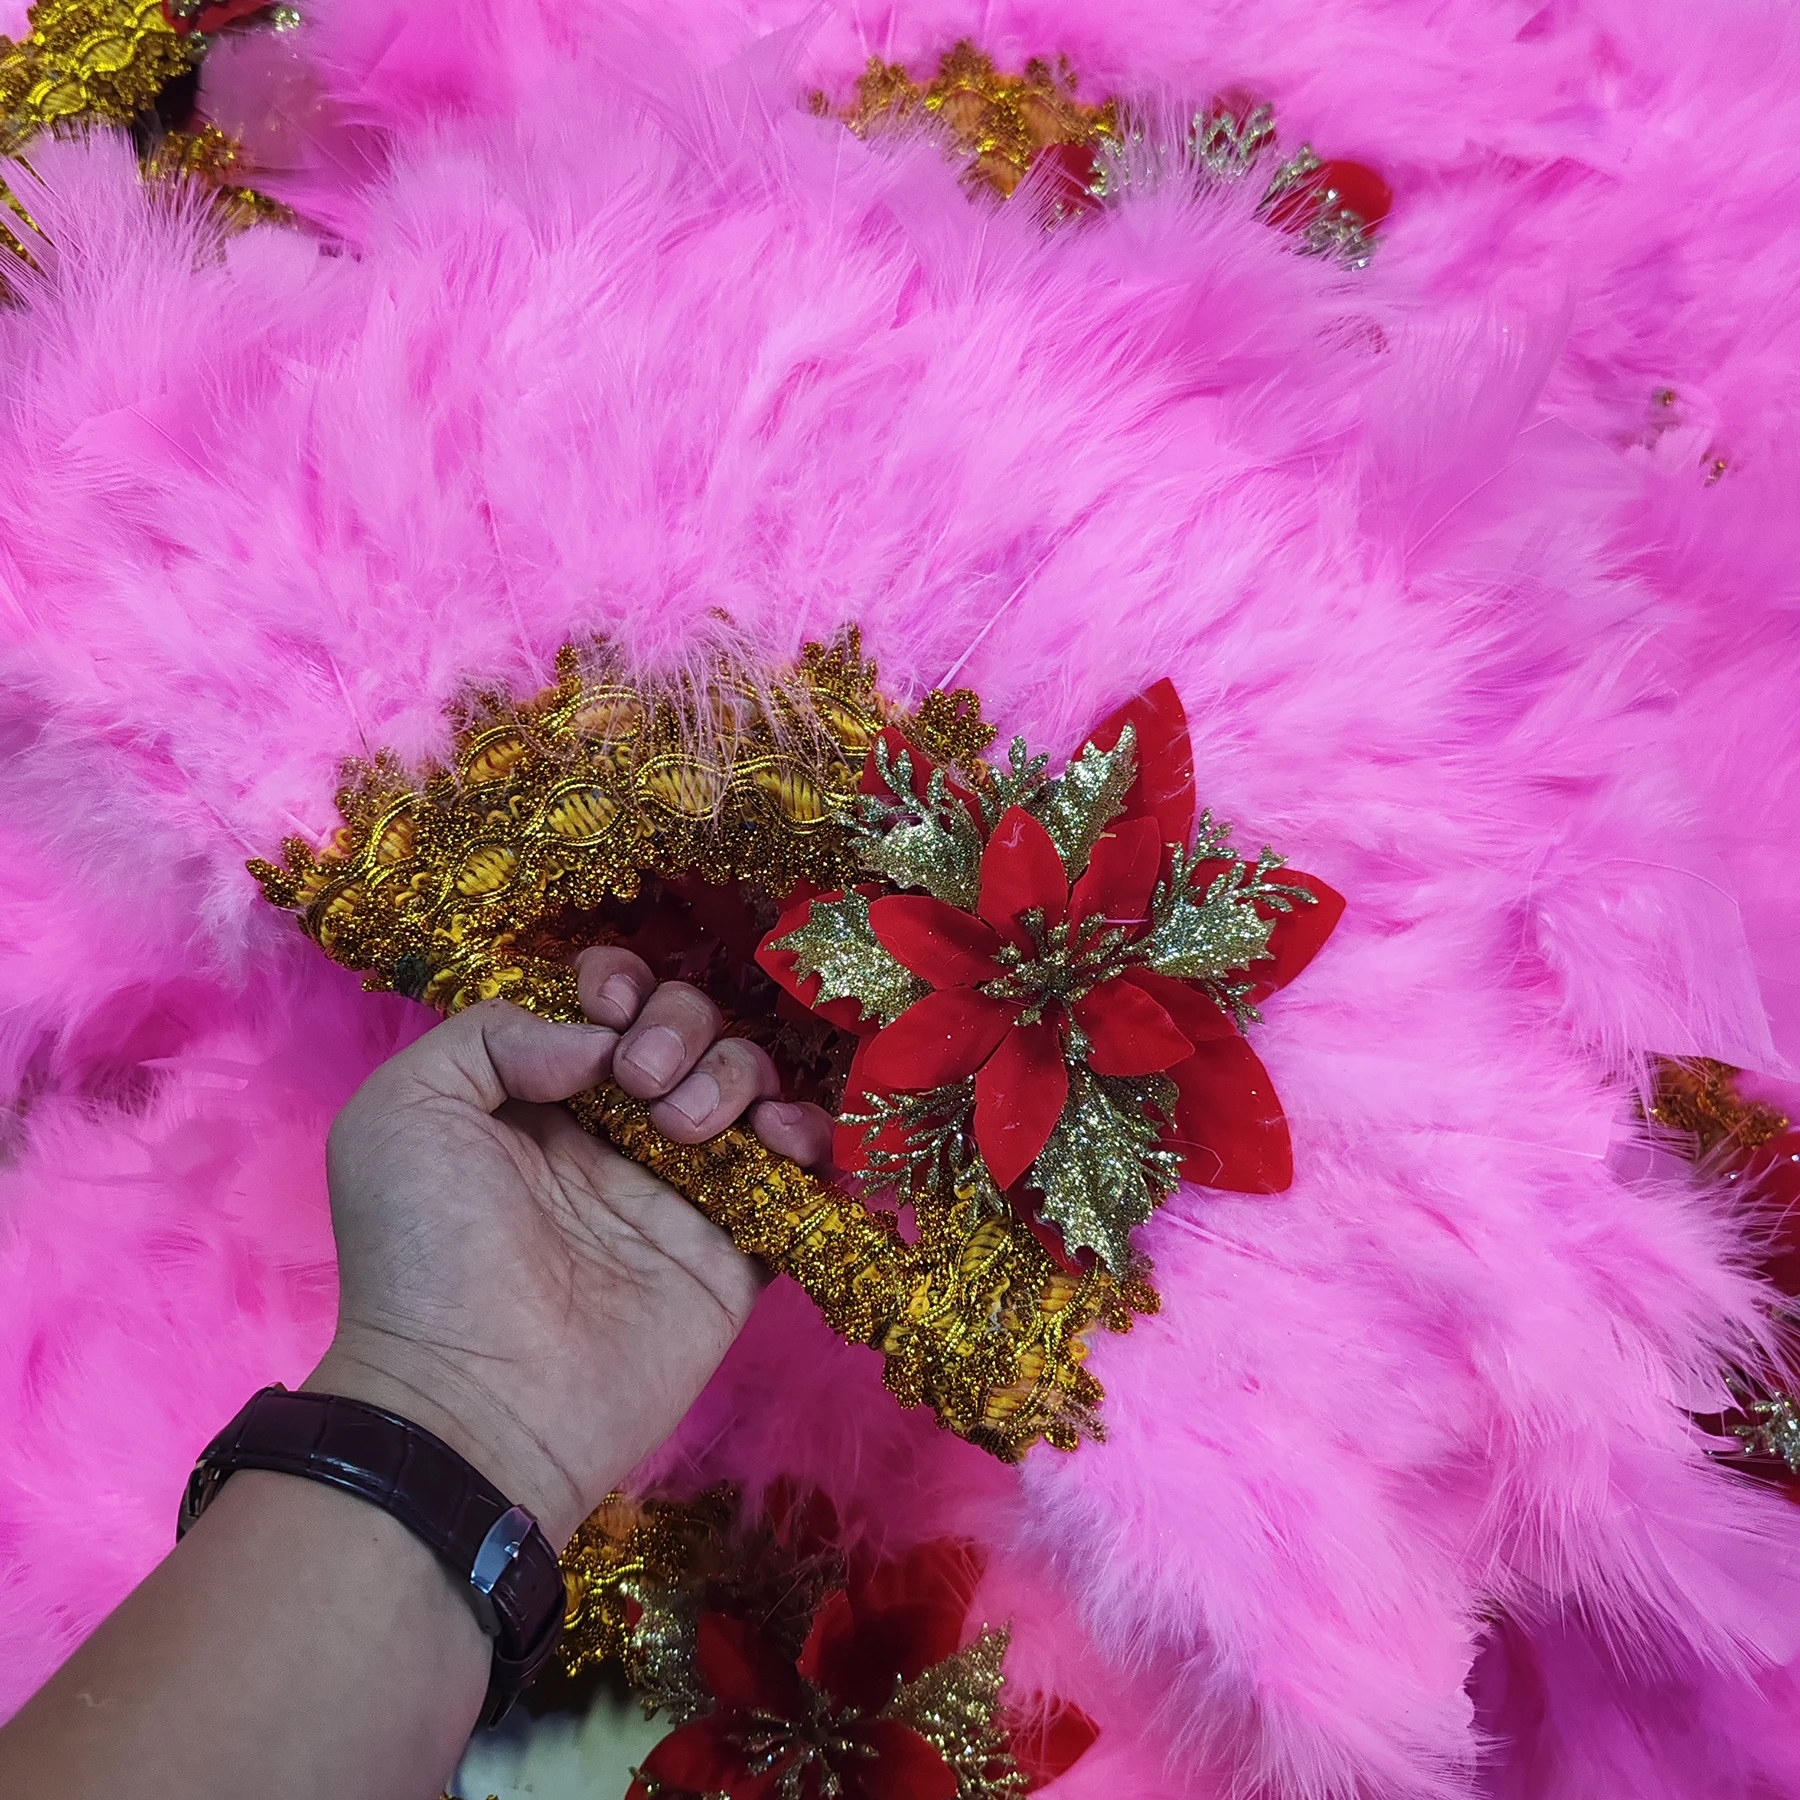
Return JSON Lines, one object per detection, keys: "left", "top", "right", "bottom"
{"left": 0, "top": 1469, "right": 489, "bottom": 1800}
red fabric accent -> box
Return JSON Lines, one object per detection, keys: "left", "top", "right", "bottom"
{"left": 1117, "top": 967, "right": 1237, "bottom": 1044}
{"left": 1167, "top": 1037, "right": 1294, "bottom": 1192}
{"left": 1742, "top": 1129, "right": 1800, "bottom": 1296}
{"left": 755, "top": 890, "right": 883, "bottom": 1034}
{"left": 1004, "top": 1699, "right": 1102, "bottom": 1790}
{"left": 1247, "top": 872, "right": 1346, "bottom": 1001}
{"left": 852, "top": 1539, "right": 985, "bottom": 1680}
{"left": 1020, "top": 1203, "right": 1087, "bottom": 1275}
{"left": 869, "top": 895, "right": 1004, "bottom": 986}
{"left": 1086, "top": 679, "right": 1195, "bottom": 850}
{"left": 1025, "top": 142, "right": 1102, "bottom": 222}
{"left": 851, "top": 1721, "right": 960, "bottom": 1800}
{"left": 637, "top": 1716, "right": 751, "bottom": 1793}
{"left": 1074, "top": 977, "right": 1192, "bottom": 1077}
{"left": 1266, "top": 158, "right": 1393, "bottom": 231}
{"left": 833, "top": 1037, "right": 912, "bottom": 1175}
{"left": 862, "top": 988, "right": 1016, "bottom": 1090}
{"left": 698, "top": 1611, "right": 804, "bottom": 1719}
{"left": 860, "top": 725, "right": 937, "bottom": 799}
{"left": 975, "top": 1020, "right": 1068, "bottom": 1188}
{"left": 796, "top": 1587, "right": 863, "bottom": 1708}
{"left": 163, "top": 0, "right": 267, "bottom": 35}
{"left": 978, "top": 808, "right": 1068, "bottom": 943}
{"left": 1067, "top": 816, "right": 1163, "bottom": 928}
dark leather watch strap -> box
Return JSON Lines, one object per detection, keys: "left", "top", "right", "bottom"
{"left": 179, "top": 1386, "right": 565, "bottom": 1728}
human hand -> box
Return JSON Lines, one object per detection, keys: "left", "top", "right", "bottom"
{"left": 308, "top": 948, "right": 834, "bottom": 1547}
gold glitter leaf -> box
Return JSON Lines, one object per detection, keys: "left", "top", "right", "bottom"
{"left": 1029, "top": 1066, "right": 1180, "bottom": 1273}
{"left": 1030, "top": 723, "right": 1136, "bottom": 881}
{"left": 773, "top": 888, "right": 928, "bottom": 1027}
{"left": 1142, "top": 859, "right": 1277, "bottom": 985}
{"left": 884, "top": 1627, "right": 1025, "bottom": 1800}
{"left": 855, "top": 738, "right": 986, "bottom": 908}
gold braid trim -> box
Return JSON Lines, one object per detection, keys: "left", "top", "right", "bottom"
{"left": 251, "top": 636, "right": 1154, "bottom": 1458}
{"left": 0, "top": 0, "right": 193, "bottom": 149}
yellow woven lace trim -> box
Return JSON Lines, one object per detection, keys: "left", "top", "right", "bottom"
{"left": 251, "top": 637, "right": 1155, "bottom": 1458}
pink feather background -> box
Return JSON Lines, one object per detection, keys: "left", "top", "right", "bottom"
{"left": 2, "top": 1, "right": 1798, "bottom": 1794}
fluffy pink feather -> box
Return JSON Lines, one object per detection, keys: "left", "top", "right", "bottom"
{"left": 2, "top": 4, "right": 1798, "bottom": 1795}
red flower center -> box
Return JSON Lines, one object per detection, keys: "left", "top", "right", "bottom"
{"left": 729, "top": 1684, "right": 879, "bottom": 1796}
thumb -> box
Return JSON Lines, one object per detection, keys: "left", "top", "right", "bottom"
{"left": 379, "top": 999, "right": 618, "bottom": 1112}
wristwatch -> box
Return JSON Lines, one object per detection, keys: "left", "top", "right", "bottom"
{"left": 178, "top": 1385, "right": 566, "bottom": 1727}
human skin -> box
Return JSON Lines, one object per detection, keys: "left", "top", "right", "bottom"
{"left": 0, "top": 946, "right": 833, "bottom": 1800}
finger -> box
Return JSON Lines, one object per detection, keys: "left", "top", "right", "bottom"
{"left": 651, "top": 1037, "right": 781, "bottom": 1145}
{"left": 371, "top": 999, "right": 618, "bottom": 1113}
{"left": 612, "top": 982, "right": 723, "bottom": 1100}
{"left": 751, "top": 1100, "right": 836, "bottom": 1171}
{"left": 576, "top": 946, "right": 657, "bottom": 1030}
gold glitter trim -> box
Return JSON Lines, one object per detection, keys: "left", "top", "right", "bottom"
{"left": 1648, "top": 1055, "right": 1789, "bottom": 1161}
{"left": 251, "top": 637, "right": 1153, "bottom": 1458}
{"left": 832, "top": 40, "right": 1115, "bottom": 200}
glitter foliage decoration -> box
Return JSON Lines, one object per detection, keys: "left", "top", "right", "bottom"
{"left": 829, "top": 42, "right": 1393, "bottom": 265}
{"left": 1650, "top": 1056, "right": 1800, "bottom": 1498}
{"left": 251, "top": 637, "right": 1151, "bottom": 1459}
{"left": 557, "top": 1487, "right": 1099, "bottom": 1800}
{"left": 756, "top": 679, "right": 1344, "bottom": 1279}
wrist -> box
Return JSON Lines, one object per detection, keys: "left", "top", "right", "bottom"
{"left": 304, "top": 1334, "right": 589, "bottom": 1549}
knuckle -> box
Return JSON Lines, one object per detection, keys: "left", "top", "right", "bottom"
{"left": 654, "top": 981, "right": 722, "bottom": 1032}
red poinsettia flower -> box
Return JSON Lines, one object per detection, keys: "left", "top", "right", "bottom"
{"left": 161, "top": 0, "right": 271, "bottom": 34}
{"left": 758, "top": 680, "right": 1342, "bottom": 1208}
{"left": 625, "top": 1534, "right": 1095, "bottom": 1799}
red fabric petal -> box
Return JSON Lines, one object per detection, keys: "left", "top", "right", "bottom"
{"left": 833, "top": 1036, "right": 894, "bottom": 1178}
{"left": 1067, "top": 817, "right": 1163, "bottom": 930}
{"left": 1246, "top": 872, "right": 1346, "bottom": 1001}
{"left": 1074, "top": 977, "right": 1193, "bottom": 1077}
{"left": 1116, "top": 968, "right": 1236, "bottom": 1044}
{"left": 1005, "top": 1699, "right": 1102, "bottom": 1790}
{"left": 797, "top": 1588, "right": 866, "bottom": 1709}
{"left": 860, "top": 725, "right": 936, "bottom": 800}
{"left": 1086, "top": 679, "right": 1195, "bottom": 850}
{"left": 869, "top": 895, "right": 1004, "bottom": 987}
{"left": 1266, "top": 158, "right": 1393, "bottom": 232}
{"left": 638, "top": 1717, "right": 750, "bottom": 1793}
{"left": 847, "top": 1721, "right": 959, "bottom": 1800}
{"left": 164, "top": 0, "right": 268, "bottom": 34}
{"left": 850, "top": 1540, "right": 986, "bottom": 1685}
{"left": 755, "top": 890, "right": 882, "bottom": 1035}
{"left": 978, "top": 808, "right": 1068, "bottom": 943}
{"left": 861, "top": 989, "right": 1017, "bottom": 1091}
{"left": 1166, "top": 1038, "right": 1293, "bottom": 1192}
{"left": 975, "top": 1020, "right": 1068, "bottom": 1190}
{"left": 697, "top": 1611, "right": 804, "bottom": 1720}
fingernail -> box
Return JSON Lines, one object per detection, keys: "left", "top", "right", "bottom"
{"left": 760, "top": 1102, "right": 801, "bottom": 1128}
{"left": 665, "top": 1071, "right": 721, "bottom": 1126}
{"left": 594, "top": 974, "right": 640, "bottom": 1027}
{"left": 624, "top": 1025, "right": 686, "bottom": 1086}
